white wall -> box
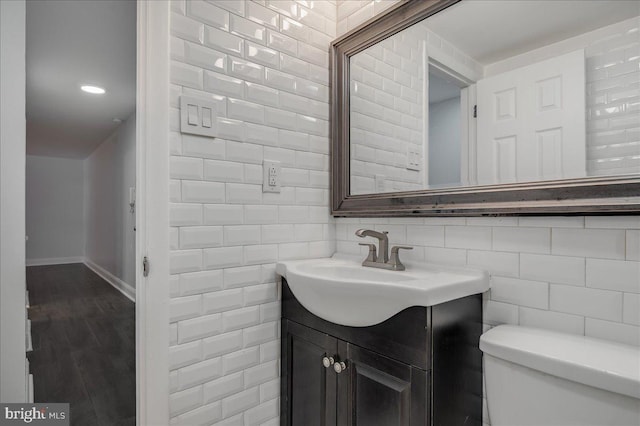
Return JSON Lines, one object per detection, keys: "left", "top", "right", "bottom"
{"left": 120, "top": 115, "right": 136, "bottom": 287}
{"left": 335, "top": 216, "right": 640, "bottom": 426}
{"left": 336, "top": 217, "right": 640, "bottom": 348}
{"left": 167, "top": 0, "right": 335, "bottom": 423}
{"left": 84, "top": 113, "right": 136, "bottom": 288}
{"left": 349, "top": 14, "right": 482, "bottom": 195}
{"left": 484, "top": 17, "right": 640, "bottom": 177}
{"left": 162, "top": 2, "right": 640, "bottom": 425}
{"left": 24, "top": 116, "right": 135, "bottom": 293}
{"left": 0, "top": 0, "right": 27, "bottom": 402}
{"left": 350, "top": 28, "right": 425, "bottom": 194}
{"left": 1, "top": 0, "right": 135, "bottom": 401}
{"left": 428, "top": 96, "right": 461, "bottom": 186}
{"left": 348, "top": 9, "right": 640, "bottom": 191}
{"left": 25, "top": 155, "right": 85, "bottom": 264}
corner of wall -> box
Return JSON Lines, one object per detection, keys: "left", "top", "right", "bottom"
{"left": 0, "top": 0, "right": 27, "bottom": 403}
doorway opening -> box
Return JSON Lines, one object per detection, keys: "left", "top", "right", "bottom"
{"left": 424, "top": 59, "right": 476, "bottom": 189}
{"left": 25, "top": 1, "right": 137, "bottom": 424}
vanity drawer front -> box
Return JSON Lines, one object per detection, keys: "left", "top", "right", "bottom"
{"left": 282, "top": 279, "right": 431, "bottom": 370}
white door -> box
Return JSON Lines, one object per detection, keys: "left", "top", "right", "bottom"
{"left": 476, "top": 49, "right": 586, "bottom": 185}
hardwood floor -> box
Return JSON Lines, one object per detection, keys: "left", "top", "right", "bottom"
{"left": 27, "top": 263, "right": 135, "bottom": 426}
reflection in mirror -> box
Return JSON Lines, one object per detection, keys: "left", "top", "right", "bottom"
{"left": 428, "top": 66, "right": 464, "bottom": 187}
{"left": 349, "top": 0, "right": 640, "bottom": 195}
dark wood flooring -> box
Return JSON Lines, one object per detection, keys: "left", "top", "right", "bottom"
{"left": 27, "top": 263, "right": 135, "bottom": 426}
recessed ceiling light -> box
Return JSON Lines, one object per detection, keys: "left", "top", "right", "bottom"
{"left": 81, "top": 85, "right": 106, "bottom": 94}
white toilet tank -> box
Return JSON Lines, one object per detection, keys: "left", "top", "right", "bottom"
{"left": 480, "top": 325, "right": 640, "bottom": 426}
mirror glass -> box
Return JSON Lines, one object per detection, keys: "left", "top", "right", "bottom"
{"left": 349, "top": 0, "right": 640, "bottom": 195}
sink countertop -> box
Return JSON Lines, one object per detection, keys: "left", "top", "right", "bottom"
{"left": 276, "top": 253, "right": 489, "bottom": 327}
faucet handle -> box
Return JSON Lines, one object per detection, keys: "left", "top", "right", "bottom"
{"left": 358, "top": 243, "right": 377, "bottom": 262}
{"left": 389, "top": 246, "right": 413, "bottom": 271}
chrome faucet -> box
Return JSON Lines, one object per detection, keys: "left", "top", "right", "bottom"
{"left": 355, "top": 229, "right": 413, "bottom": 271}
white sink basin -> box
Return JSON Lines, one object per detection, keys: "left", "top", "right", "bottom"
{"left": 276, "top": 254, "right": 489, "bottom": 327}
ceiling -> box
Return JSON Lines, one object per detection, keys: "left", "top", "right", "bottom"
{"left": 426, "top": 0, "right": 640, "bottom": 64}
{"left": 26, "top": 0, "right": 136, "bottom": 159}
{"left": 429, "top": 70, "right": 461, "bottom": 104}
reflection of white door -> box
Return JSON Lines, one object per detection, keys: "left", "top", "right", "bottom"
{"left": 476, "top": 50, "right": 586, "bottom": 184}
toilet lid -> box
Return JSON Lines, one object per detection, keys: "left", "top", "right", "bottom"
{"left": 480, "top": 325, "right": 640, "bottom": 399}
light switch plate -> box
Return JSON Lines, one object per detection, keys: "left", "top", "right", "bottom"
{"left": 406, "top": 147, "right": 421, "bottom": 171}
{"left": 180, "top": 96, "right": 217, "bottom": 137}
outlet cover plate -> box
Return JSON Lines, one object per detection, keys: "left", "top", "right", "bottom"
{"left": 263, "top": 160, "right": 281, "bottom": 193}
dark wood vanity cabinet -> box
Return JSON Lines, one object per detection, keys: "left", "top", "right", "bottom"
{"left": 282, "top": 320, "right": 425, "bottom": 426}
{"left": 283, "top": 320, "right": 337, "bottom": 426}
{"left": 337, "top": 340, "right": 427, "bottom": 426}
{"left": 281, "top": 279, "right": 483, "bottom": 426}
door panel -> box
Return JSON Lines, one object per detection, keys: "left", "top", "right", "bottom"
{"left": 477, "top": 49, "right": 586, "bottom": 184}
{"left": 354, "top": 365, "right": 410, "bottom": 426}
{"left": 338, "top": 342, "right": 427, "bottom": 426}
{"left": 282, "top": 320, "right": 337, "bottom": 426}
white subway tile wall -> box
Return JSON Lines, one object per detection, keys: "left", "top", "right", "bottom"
{"left": 585, "top": 18, "right": 640, "bottom": 176}
{"left": 349, "top": 28, "right": 426, "bottom": 194}
{"left": 334, "top": 215, "right": 640, "bottom": 426}
{"left": 335, "top": 3, "right": 640, "bottom": 339}
{"left": 167, "top": 1, "right": 640, "bottom": 425}
{"left": 348, "top": 9, "right": 487, "bottom": 194}
{"left": 169, "top": 0, "right": 336, "bottom": 424}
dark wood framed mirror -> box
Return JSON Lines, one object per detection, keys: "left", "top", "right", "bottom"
{"left": 331, "top": 0, "right": 640, "bottom": 216}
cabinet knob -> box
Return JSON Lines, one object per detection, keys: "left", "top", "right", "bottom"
{"left": 333, "top": 361, "right": 347, "bottom": 373}
{"left": 322, "top": 356, "right": 334, "bottom": 368}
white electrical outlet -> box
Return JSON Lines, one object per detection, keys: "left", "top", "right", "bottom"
{"left": 263, "top": 160, "right": 281, "bottom": 193}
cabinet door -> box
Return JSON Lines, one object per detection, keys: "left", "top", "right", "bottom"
{"left": 337, "top": 342, "right": 428, "bottom": 426}
{"left": 282, "top": 320, "right": 338, "bottom": 426}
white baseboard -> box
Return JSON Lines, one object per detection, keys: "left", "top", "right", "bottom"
{"left": 26, "top": 256, "right": 84, "bottom": 266}
{"left": 84, "top": 259, "right": 136, "bottom": 302}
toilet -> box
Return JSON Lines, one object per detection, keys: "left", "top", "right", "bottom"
{"left": 480, "top": 325, "right": 640, "bottom": 426}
